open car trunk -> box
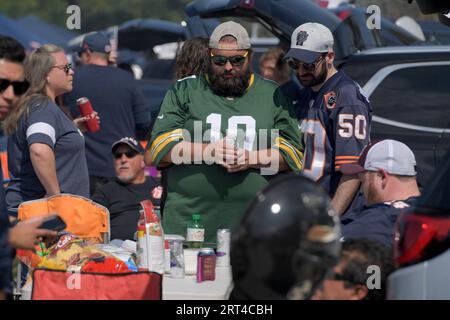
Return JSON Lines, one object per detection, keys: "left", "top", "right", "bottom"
{"left": 185, "top": 0, "right": 357, "bottom": 61}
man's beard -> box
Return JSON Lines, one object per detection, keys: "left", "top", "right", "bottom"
{"left": 207, "top": 64, "right": 252, "bottom": 97}
{"left": 296, "top": 62, "right": 328, "bottom": 88}
{"left": 117, "top": 175, "right": 134, "bottom": 184}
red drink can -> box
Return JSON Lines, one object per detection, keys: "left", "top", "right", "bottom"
{"left": 196, "top": 248, "right": 216, "bottom": 282}
{"left": 77, "top": 97, "right": 100, "bottom": 132}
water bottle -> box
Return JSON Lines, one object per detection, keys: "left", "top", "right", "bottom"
{"left": 186, "top": 214, "right": 205, "bottom": 249}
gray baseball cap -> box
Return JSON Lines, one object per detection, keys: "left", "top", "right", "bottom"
{"left": 284, "top": 22, "right": 334, "bottom": 63}
{"left": 209, "top": 21, "right": 251, "bottom": 50}
{"left": 340, "top": 140, "right": 417, "bottom": 176}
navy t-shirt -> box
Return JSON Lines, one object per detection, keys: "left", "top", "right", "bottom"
{"left": 341, "top": 196, "right": 419, "bottom": 248}
{"left": 297, "top": 71, "right": 372, "bottom": 197}
{"left": 280, "top": 80, "right": 302, "bottom": 115}
{"left": 6, "top": 98, "right": 89, "bottom": 213}
{"left": 92, "top": 177, "right": 162, "bottom": 240}
{"left": 63, "top": 65, "right": 151, "bottom": 178}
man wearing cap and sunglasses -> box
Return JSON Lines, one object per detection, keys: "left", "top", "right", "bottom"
{"left": 92, "top": 137, "right": 162, "bottom": 240}
{"left": 148, "top": 21, "right": 303, "bottom": 243}
{"left": 285, "top": 23, "right": 372, "bottom": 217}
{"left": 63, "top": 31, "right": 151, "bottom": 196}
{"left": 339, "top": 139, "right": 421, "bottom": 247}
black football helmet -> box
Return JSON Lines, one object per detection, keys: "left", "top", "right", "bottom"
{"left": 231, "top": 174, "right": 341, "bottom": 300}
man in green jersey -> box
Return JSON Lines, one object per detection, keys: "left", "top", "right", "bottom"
{"left": 147, "top": 21, "right": 304, "bottom": 243}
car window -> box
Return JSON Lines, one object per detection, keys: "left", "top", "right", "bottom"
{"left": 379, "top": 25, "right": 419, "bottom": 46}
{"left": 419, "top": 150, "right": 450, "bottom": 211}
{"left": 427, "top": 33, "right": 450, "bottom": 45}
{"left": 142, "top": 59, "right": 176, "bottom": 80}
{"left": 369, "top": 65, "right": 450, "bottom": 128}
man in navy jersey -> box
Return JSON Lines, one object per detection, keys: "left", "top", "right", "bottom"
{"left": 285, "top": 23, "right": 372, "bottom": 216}
{"left": 339, "top": 140, "right": 421, "bottom": 248}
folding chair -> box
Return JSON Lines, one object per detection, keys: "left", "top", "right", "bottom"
{"left": 14, "top": 194, "right": 111, "bottom": 299}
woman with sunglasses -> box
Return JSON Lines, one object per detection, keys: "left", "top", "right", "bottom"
{"left": 3, "top": 44, "right": 90, "bottom": 214}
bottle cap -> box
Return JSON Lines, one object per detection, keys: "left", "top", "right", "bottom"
{"left": 192, "top": 214, "right": 201, "bottom": 221}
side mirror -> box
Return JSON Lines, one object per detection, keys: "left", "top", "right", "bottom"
{"left": 438, "top": 12, "right": 450, "bottom": 27}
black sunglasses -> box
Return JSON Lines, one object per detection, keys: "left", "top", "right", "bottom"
{"left": 52, "top": 63, "right": 73, "bottom": 75}
{"left": 0, "top": 78, "right": 29, "bottom": 96}
{"left": 210, "top": 51, "right": 249, "bottom": 67}
{"left": 113, "top": 150, "right": 139, "bottom": 159}
{"left": 287, "top": 54, "right": 326, "bottom": 72}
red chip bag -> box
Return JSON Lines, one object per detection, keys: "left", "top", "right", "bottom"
{"left": 81, "top": 257, "right": 130, "bottom": 273}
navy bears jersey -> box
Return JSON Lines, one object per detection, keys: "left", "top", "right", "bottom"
{"left": 341, "top": 197, "right": 419, "bottom": 248}
{"left": 297, "top": 70, "right": 372, "bottom": 197}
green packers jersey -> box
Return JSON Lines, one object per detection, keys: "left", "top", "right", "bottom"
{"left": 149, "top": 74, "right": 303, "bottom": 243}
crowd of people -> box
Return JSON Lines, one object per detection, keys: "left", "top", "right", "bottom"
{"left": 0, "top": 19, "right": 423, "bottom": 300}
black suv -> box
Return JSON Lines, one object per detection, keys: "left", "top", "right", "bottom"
{"left": 338, "top": 46, "right": 450, "bottom": 186}
{"left": 388, "top": 149, "right": 450, "bottom": 299}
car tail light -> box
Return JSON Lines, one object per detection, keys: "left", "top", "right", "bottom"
{"left": 336, "top": 9, "right": 352, "bottom": 21}
{"left": 394, "top": 211, "right": 450, "bottom": 267}
{"left": 315, "top": 0, "right": 329, "bottom": 8}
{"left": 239, "top": 0, "right": 255, "bottom": 9}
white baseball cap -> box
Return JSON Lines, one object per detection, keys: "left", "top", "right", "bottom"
{"left": 284, "top": 22, "right": 334, "bottom": 63}
{"left": 340, "top": 139, "right": 417, "bottom": 176}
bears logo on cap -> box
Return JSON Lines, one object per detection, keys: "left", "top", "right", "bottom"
{"left": 296, "top": 31, "right": 309, "bottom": 46}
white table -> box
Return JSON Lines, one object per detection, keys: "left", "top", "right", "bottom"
{"left": 163, "top": 266, "right": 233, "bottom": 300}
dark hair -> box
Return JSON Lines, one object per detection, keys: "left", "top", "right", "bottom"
{"left": 0, "top": 35, "right": 26, "bottom": 63}
{"left": 175, "top": 37, "right": 209, "bottom": 80}
{"left": 339, "top": 238, "right": 395, "bottom": 300}
{"left": 259, "top": 47, "right": 287, "bottom": 68}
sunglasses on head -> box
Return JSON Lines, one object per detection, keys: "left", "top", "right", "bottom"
{"left": 113, "top": 150, "right": 139, "bottom": 159}
{"left": 287, "top": 54, "right": 326, "bottom": 72}
{"left": 52, "top": 63, "right": 73, "bottom": 75}
{"left": 0, "top": 78, "right": 29, "bottom": 96}
{"left": 210, "top": 51, "right": 249, "bottom": 67}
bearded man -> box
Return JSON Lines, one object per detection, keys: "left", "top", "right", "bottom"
{"left": 146, "top": 21, "right": 304, "bottom": 243}
{"left": 285, "top": 23, "right": 372, "bottom": 216}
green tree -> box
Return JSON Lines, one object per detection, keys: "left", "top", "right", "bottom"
{"left": 0, "top": 0, "right": 191, "bottom": 32}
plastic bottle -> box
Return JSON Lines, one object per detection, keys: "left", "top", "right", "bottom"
{"left": 186, "top": 214, "right": 205, "bottom": 249}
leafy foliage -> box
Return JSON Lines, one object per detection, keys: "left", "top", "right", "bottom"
{"left": 0, "top": 0, "right": 191, "bottom": 32}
